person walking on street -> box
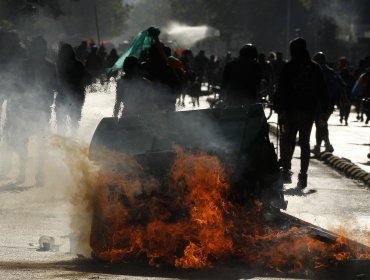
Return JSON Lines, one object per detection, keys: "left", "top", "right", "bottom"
{"left": 193, "top": 50, "right": 209, "bottom": 92}
{"left": 275, "top": 38, "right": 328, "bottom": 189}
{"left": 358, "top": 69, "right": 370, "bottom": 124}
{"left": 56, "top": 43, "right": 91, "bottom": 135}
{"left": 19, "top": 36, "right": 59, "bottom": 185}
{"left": 338, "top": 67, "right": 356, "bottom": 125}
{"left": 311, "top": 52, "right": 345, "bottom": 156}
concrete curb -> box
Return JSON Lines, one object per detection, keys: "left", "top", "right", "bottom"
{"left": 316, "top": 152, "right": 370, "bottom": 187}
{"left": 268, "top": 124, "right": 370, "bottom": 188}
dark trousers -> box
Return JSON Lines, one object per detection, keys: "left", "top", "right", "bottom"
{"left": 314, "top": 112, "right": 332, "bottom": 147}
{"left": 280, "top": 111, "right": 315, "bottom": 175}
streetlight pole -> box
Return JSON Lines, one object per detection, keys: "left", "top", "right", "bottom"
{"left": 94, "top": 1, "right": 101, "bottom": 45}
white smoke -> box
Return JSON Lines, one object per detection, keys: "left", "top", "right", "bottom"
{"left": 164, "top": 22, "right": 220, "bottom": 48}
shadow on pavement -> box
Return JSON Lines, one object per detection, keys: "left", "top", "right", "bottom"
{"left": 0, "top": 258, "right": 312, "bottom": 279}
{"left": 284, "top": 187, "right": 317, "bottom": 197}
{"left": 1, "top": 258, "right": 368, "bottom": 279}
{"left": 0, "top": 181, "right": 35, "bottom": 193}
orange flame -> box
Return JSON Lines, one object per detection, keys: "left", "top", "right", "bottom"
{"left": 90, "top": 148, "right": 370, "bottom": 272}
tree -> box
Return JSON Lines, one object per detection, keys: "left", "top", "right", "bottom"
{"left": 0, "top": 0, "right": 62, "bottom": 24}
{"left": 0, "top": 0, "right": 131, "bottom": 43}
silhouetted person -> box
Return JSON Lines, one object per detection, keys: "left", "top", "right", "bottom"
{"left": 114, "top": 57, "right": 155, "bottom": 118}
{"left": 22, "top": 36, "right": 58, "bottom": 121}
{"left": 311, "top": 52, "right": 345, "bottom": 156}
{"left": 75, "top": 41, "right": 89, "bottom": 64}
{"left": 222, "top": 44, "right": 262, "bottom": 106}
{"left": 275, "top": 38, "right": 328, "bottom": 189}
{"left": 180, "top": 49, "right": 195, "bottom": 96}
{"left": 17, "top": 36, "right": 59, "bottom": 185}
{"left": 359, "top": 69, "right": 370, "bottom": 124}
{"left": 221, "top": 52, "right": 233, "bottom": 71}
{"left": 181, "top": 49, "right": 195, "bottom": 78}
{"left": 258, "top": 53, "right": 274, "bottom": 94}
{"left": 338, "top": 68, "right": 355, "bottom": 125}
{"left": 337, "top": 56, "right": 351, "bottom": 73}
{"left": 193, "top": 50, "right": 209, "bottom": 91}
{"left": 0, "top": 29, "right": 27, "bottom": 181}
{"left": 207, "top": 55, "right": 219, "bottom": 89}
{"left": 271, "top": 51, "right": 286, "bottom": 85}
{"left": 85, "top": 45, "right": 104, "bottom": 80}
{"left": 98, "top": 44, "right": 107, "bottom": 66}
{"left": 106, "top": 48, "right": 120, "bottom": 69}
{"left": 56, "top": 43, "right": 91, "bottom": 135}
{"left": 267, "top": 52, "right": 276, "bottom": 63}
{"left": 142, "top": 29, "right": 180, "bottom": 112}
{"left": 359, "top": 69, "right": 370, "bottom": 99}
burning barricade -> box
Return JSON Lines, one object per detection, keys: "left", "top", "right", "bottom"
{"left": 88, "top": 105, "right": 370, "bottom": 274}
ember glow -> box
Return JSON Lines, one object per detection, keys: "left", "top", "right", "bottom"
{"left": 90, "top": 148, "right": 370, "bottom": 272}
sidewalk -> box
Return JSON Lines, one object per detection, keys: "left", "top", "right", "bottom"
{"left": 267, "top": 110, "right": 370, "bottom": 247}
{"left": 268, "top": 109, "right": 370, "bottom": 173}
{"left": 326, "top": 110, "right": 370, "bottom": 173}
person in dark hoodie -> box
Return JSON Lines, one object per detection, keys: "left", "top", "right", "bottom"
{"left": 222, "top": 44, "right": 262, "bottom": 106}
{"left": 275, "top": 38, "right": 328, "bottom": 189}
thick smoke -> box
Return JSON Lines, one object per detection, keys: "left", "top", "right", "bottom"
{"left": 48, "top": 135, "right": 99, "bottom": 256}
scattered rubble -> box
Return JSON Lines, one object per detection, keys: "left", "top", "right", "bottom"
{"left": 38, "top": 235, "right": 59, "bottom": 252}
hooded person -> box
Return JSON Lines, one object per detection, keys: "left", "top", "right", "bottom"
{"left": 222, "top": 44, "right": 262, "bottom": 106}
{"left": 275, "top": 37, "right": 328, "bottom": 189}
{"left": 312, "top": 52, "right": 346, "bottom": 155}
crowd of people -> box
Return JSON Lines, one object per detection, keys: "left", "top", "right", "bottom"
{"left": 0, "top": 27, "right": 370, "bottom": 189}
{"left": 0, "top": 30, "right": 96, "bottom": 185}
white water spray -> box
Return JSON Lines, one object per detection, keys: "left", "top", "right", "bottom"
{"left": 164, "top": 22, "right": 220, "bottom": 48}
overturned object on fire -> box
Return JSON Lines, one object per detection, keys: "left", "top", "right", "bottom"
{"left": 89, "top": 104, "right": 286, "bottom": 209}
{"left": 88, "top": 105, "right": 370, "bottom": 272}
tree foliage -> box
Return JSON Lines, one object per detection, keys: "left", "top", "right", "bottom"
{"left": 0, "top": 0, "right": 131, "bottom": 41}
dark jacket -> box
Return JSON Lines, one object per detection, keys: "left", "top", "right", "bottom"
{"left": 275, "top": 38, "right": 328, "bottom": 114}
{"left": 222, "top": 60, "right": 262, "bottom": 105}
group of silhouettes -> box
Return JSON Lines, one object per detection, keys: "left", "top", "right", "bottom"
{"left": 114, "top": 34, "right": 370, "bottom": 190}
{"left": 0, "top": 30, "right": 120, "bottom": 185}
{"left": 1, "top": 27, "right": 370, "bottom": 189}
